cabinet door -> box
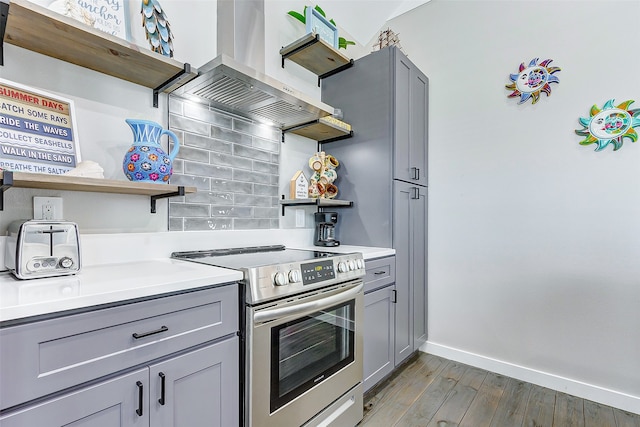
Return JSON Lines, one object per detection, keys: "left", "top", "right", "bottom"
{"left": 393, "top": 182, "right": 413, "bottom": 365}
{"left": 394, "top": 50, "right": 412, "bottom": 183}
{"left": 363, "top": 285, "right": 395, "bottom": 392}
{"left": 393, "top": 49, "right": 429, "bottom": 186}
{"left": 410, "top": 67, "right": 429, "bottom": 186}
{"left": 412, "top": 186, "right": 428, "bottom": 349}
{"left": 149, "top": 338, "right": 239, "bottom": 427}
{"left": 0, "top": 369, "right": 149, "bottom": 427}
{"left": 393, "top": 182, "right": 428, "bottom": 364}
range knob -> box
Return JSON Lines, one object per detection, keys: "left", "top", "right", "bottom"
{"left": 59, "top": 257, "right": 74, "bottom": 269}
{"left": 274, "top": 272, "right": 289, "bottom": 286}
{"left": 288, "top": 270, "right": 301, "bottom": 283}
{"left": 348, "top": 260, "right": 356, "bottom": 271}
{"left": 337, "top": 261, "right": 348, "bottom": 273}
{"left": 356, "top": 259, "right": 365, "bottom": 269}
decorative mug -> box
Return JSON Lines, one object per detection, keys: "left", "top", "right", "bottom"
{"left": 122, "top": 119, "right": 180, "bottom": 183}
{"left": 322, "top": 169, "right": 337, "bottom": 183}
{"left": 325, "top": 183, "right": 338, "bottom": 199}
{"left": 325, "top": 154, "right": 339, "bottom": 169}
{"left": 308, "top": 180, "right": 326, "bottom": 198}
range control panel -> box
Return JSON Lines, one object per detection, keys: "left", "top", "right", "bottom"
{"left": 301, "top": 260, "right": 335, "bottom": 285}
{"left": 246, "top": 252, "right": 365, "bottom": 304}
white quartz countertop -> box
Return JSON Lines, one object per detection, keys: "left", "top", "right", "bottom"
{"left": 0, "top": 259, "right": 242, "bottom": 324}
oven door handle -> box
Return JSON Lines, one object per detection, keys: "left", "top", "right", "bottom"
{"left": 254, "top": 283, "right": 363, "bottom": 324}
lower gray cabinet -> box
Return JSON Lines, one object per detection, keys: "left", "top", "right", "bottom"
{"left": 0, "top": 338, "right": 239, "bottom": 427}
{"left": 149, "top": 338, "right": 238, "bottom": 427}
{"left": 363, "top": 285, "right": 395, "bottom": 392}
{"left": 0, "top": 368, "right": 149, "bottom": 427}
{"left": 0, "top": 285, "right": 239, "bottom": 426}
{"left": 363, "top": 256, "right": 396, "bottom": 393}
{"left": 393, "top": 181, "right": 428, "bottom": 366}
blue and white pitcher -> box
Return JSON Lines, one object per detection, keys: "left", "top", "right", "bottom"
{"left": 122, "top": 119, "right": 179, "bottom": 183}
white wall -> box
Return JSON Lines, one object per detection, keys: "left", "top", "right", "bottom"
{"left": 384, "top": 0, "right": 640, "bottom": 413}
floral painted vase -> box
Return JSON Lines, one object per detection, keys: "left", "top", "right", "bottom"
{"left": 122, "top": 119, "right": 180, "bottom": 183}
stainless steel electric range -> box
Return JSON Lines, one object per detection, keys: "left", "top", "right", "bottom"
{"left": 171, "top": 245, "right": 365, "bottom": 427}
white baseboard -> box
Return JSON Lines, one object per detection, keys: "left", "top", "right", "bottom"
{"left": 422, "top": 341, "right": 640, "bottom": 415}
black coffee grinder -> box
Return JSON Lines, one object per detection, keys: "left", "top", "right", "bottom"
{"left": 314, "top": 212, "right": 340, "bottom": 247}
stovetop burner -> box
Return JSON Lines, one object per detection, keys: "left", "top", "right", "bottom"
{"left": 171, "top": 245, "right": 339, "bottom": 269}
{"left": 171, "top": 245, "right": 364, "bottom": 304}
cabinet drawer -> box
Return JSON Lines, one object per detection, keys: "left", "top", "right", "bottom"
{"left": 0, "top": 284, "right": 238, "bottom": 410}
{"left": 364, "top": 256, "right": 395, "bottom": 293}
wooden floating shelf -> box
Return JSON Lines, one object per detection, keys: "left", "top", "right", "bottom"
{"left": 280, "top": 33, "right": 353, "bottom": 85}
{"left": 2, "top": 0, "right": 198, "bottom": 94}
{"left": 283, "top": 116, "right": 353, "bottom": 143}
{"left": 0, "top": 171, "right": 196, "bottom": 213}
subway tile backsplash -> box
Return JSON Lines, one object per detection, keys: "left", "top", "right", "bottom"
{"left": 168, "top": 97, "right": 281, "bottom": 231}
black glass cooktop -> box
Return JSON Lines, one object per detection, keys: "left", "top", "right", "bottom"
{"left": 171, "top": 245, "right": 341, "bottom": 270}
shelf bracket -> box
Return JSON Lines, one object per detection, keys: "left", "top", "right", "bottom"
{"left": 0, "top": 170, "right": 14, "bottom": 211}
{"left": 318, "top": 58, "right": 354, "bottom": 87}
{"left": 0, "top": 1, "right": 9, "bottom": 66}
{"left": 153, "top": 63, "right": 192, "bottom": 108}
{"left": 281, "top": 33, "right": 320, "bottom": 68}
{"left": 319, "top": 130, "right": 354, "bottom": 144}
{"left": 150, "top": 186, "right": 185, "bottom": 213}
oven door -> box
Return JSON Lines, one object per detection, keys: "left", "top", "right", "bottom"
{"left": 247, "top": 280, "right": 363, "bottom": 427}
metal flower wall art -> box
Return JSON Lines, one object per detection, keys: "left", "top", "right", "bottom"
{"left": 575, "top": 99, "right": 640, "bottom": 152}
{"left": 141, "top": 0, "right": 174, "bottom": 57}
{"left": 506, "top": 58, "right": 561, "bottom": 104}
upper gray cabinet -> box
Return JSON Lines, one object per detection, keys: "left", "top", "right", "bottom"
{"left": 322, "top": 46, "right": 428, "bottom": 187}
{"left": 393, "top": 51, "right": 429, "bottom": 186}
{"left": 321, "top": 46, "right": 429, "bottom": 248}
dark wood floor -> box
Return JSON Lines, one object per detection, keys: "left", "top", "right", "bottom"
{"left": 360, "top": 352, "right": 640, "bottom": 427}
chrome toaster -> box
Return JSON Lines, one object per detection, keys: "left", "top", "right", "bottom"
{"left": 5, "top": 220, "right": 81, "bottom": 279}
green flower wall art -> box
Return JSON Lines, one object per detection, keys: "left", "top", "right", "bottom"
{"left": 288, "top": 5, "right": 356, "bottom": 50}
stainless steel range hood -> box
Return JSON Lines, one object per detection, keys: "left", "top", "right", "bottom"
{"left": 170, "top": 54, "right": 335, "bottom": 129}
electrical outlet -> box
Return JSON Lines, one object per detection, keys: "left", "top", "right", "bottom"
{"left": 295, "top": 209, "right": 305, "bottom": 228}
{"left": 33, "top": 197, "right": 64, "bottom": 220}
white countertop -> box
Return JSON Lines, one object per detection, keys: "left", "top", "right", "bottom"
{"left": 0, "top": 259, "right": 242, "bottom": 324}
{"left": 0, "top": 229, "right": 394, "bottom": 324}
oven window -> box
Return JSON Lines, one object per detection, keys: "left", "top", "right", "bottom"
{"left": 270, "top": 300, "right": 355, "bottom": 413}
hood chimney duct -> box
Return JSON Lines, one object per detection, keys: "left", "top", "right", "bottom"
{"left": 217, "top": 0, "right": 265, "bottom": 73}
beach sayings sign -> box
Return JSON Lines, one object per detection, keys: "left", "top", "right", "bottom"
{"left": 0, "top": 79, "right": 81, "bottom": 175}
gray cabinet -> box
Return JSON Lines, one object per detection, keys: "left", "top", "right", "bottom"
{"left": 392, "top": 49, "right": 429, "bottom": 186}
{"left": 0, "top": 369, "right": 149, "bottom": 427}
{"left": 322, "top": 46, "right": 428, "bottom": 367}
{"left": 363, "top": 288, "right": 394, "bottom": 392}
{"left": 363, "top": 255, "right": 396, "bottom": 393}
{"left": 0, "top": 285, "right": 239, "bottom": 426}
{"left": 393, "top": 182, "right": 428, "bottom": 365}
{"left": 149, "top": 338, "right": 239, "bottom": 427}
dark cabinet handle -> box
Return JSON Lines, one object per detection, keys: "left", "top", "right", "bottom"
{"left": 374, "top": 271, "right": 386, "bottom": 275}
{"left": 416, "top": 168, "right": 420, "bottom": 180}
{"left": 411, "top": 187, "right": 420, "bottom": 200}
{"left": 132, "top": 325, "right": 169, "bottom": 339}
{"left": 136, "top": 381, "right": 144, "bottom": 416}
{"left": 391, "top": 289, "right": 397, "bottom": 304}
{"left": 411, "top": 167, "right": 418, "bottom": 180}
{"left": 158, "top": 372, "right": 166, "bottom": 405}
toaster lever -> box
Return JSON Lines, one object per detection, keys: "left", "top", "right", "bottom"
{"left": 39, "top": 228, "right": 68, "bottom": 256}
